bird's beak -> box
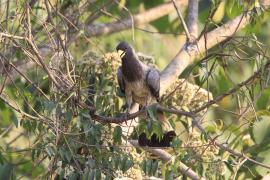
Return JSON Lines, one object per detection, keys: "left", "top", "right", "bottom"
{"left": 117, "top": 50, "right": 126, "bottom": 58}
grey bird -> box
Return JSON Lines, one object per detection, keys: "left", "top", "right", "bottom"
{"left": 116, "top": 41, "right": 160, "bottom": 113}
{"left": 116, "top": 42, "right": 176, "bottom": 147}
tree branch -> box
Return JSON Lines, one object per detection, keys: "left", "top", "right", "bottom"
{"left": 130, "top": 99, "right": 270, "bottom": 170}
{"left": 92, "top": 104, "right": 192, "bottom": 124}
{"left": 129, "top": 140, "right": 204, "bottom": 180}
{"left": 187, "top": 0, "right": 198, "bottom": 41}
{"left": 191, "top": 116, "right": 270, "bottom": 170}
{"left": 84, "top": 0, "right": 188, "bottom": 37}
{"left": 160, "top": 8, "right": 265, "bottom": 94}
{"left": 192, "top": 59, "right": 270, "bottom": 114}
{"left": 260, "top": 0, "right": 270, "bottom": 6}
{"left": 60, "top": 4, "right": 269, "bottom": 128}
{"left": 0, "top": 1, "right": 188, "bottom": 83}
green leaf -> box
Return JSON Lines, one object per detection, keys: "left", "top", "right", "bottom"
{"left": 147, "top": 119, "right": 153, "bottom": 135}
{"left": 22, "top": 120, "right": 37, "bottom": 132}
{"left": 251, "top": 116, "right": 270, "bottom": 144}
{"left": 65, "top": 110, "right": 73, "bottom": 122}
{"left": 143, "top": 0, "right": 164, "bottom": 9}
{"left": 165, "top": 170, "right": 174, "bottom": 180}
{"left": 151, "top": 161, "right": 159, "bottom": 176}
{"left": 198, "top": 1, "right": 211, "bottom": 24}
{"left": 225, "top": 0, "right": 243, "bottom": 19}
{"left": 171, "top": 137, "right": 182, "bottom": 148}
{"left": 113, "top": 126, "right": 122, "bottom": 144}
{"left": 31, "top": 149, "right": 36, "bottom": 161}
{"left": 95, "top": 169, "right": 101, "bottom": 180}
{"left": 88, "top": 159, "right": 96, "bottom": 169}
{"left": 150, "top": 16, "right": 170, "bottom": 32}
{"left": 82, "top": 169, "right": 90, "bottom": 180}
{"left": 46, "top": 146, "right": 56, "bottom": 157}
{"left": 255, "top": 150, "right": 270, "bottom": 176}
{"left": 146, "top": 160, "right": 152, "bottom": 176}
{"left": 152, "top": 121, "right": 163, "bottom": 140}
{"left": 44, "top": 100, "right": 56, "bottom": 113}
{"left": 256, "top": 88, "right": 270, "bottom": 109}
{"left": 201, "top": 131, "right": 209, "bottom": 142}
{"left": 104, "top": 174, "right": 113, "bottom": 180}
{"left": 1, "top": 106, "right": 10, "bottom": 126}
{"left": 113, "top": 157, "right": 120, "bottom": 169}
{"left": 217, "top": 68, "right": 232, "bottom": 93}
{"left": 0, "top": 164, "right": 13, "bottom": 180}
{"left": 65, "top": 150, "right": 72, "bottom": 163}
{"left": 89, "top": 169, "right": 95, "bottom": 180}
{"left": 147, "top": 105, "right": 157, "bottom": 121}
{"left": 68, "top": 172, "right": 78, "bottom": 180}
{"left": 205, "top": 123, "right": 217, "bottom": 134}
{"left": 15, "top": 49, "right": 24, "bottom": 60}
{"left": 121, "top": 157, "right": 133, "bottom": 172}
{"left": 0, "top": 152, "right": 4, "bottom": 164}
{"left": 11, "top": 112, "right": 19, "bottom": 127}
{"left": 256, "top": 110, "right": 270, "bottom": 117}
{"left": 126, "top": 0, "right": 142, "bottom": 9}
{"left": 141, "top": 160, "right": 147, "bottom": 174}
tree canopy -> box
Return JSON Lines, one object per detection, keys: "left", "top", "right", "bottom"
{"left": 0, "top": 0, "right": 270, "bottom": 179}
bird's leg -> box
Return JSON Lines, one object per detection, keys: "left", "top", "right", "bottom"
{"left": 126, "top": 93, "right": 132, "bottom": 114}
{"left": 143, "top": 95, "right": 153, "bottom": 120}
{"left": 143, "top": 94, "right": 153, "bottom": 111}
{"left": 122, "top": 93, "right": 132, "bottom": 125}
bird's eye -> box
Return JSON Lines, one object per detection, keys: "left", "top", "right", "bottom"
{"left": 117, "top": 50, "right": 126, "bottom": 58}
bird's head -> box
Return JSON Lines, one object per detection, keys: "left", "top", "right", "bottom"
{"left": 116, "top": 41, "right": 132, "bottom": 59}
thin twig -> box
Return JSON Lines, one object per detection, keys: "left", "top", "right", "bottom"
{"left": 172, "top": 0, "right": 191, "bottom": 41}
{"left": 192, "top": 59, "right": 270, "bottom": 114}
{"left": 191, "top": 115, "right": 270, "bottom": 170}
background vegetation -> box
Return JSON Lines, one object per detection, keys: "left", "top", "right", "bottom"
{"left": 0, "top": 0, "right": 270, "bottom": 179}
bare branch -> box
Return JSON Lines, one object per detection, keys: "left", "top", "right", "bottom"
{"left": 129, "top": 140, "right": 204, "bottom": 180}
{"left": 160, "top": 9, "right": 261, "bottom": 94}
{"left": 260, "top": 0, "right": 270, "bottom": 6}
{"left": 91, "top": 104, "right": 192, "bottom": 124}
{"left": 0, "top": 32, "right": 26, "bottom": 40}
{"left": 92, "top": 109, "right": 145, "bottom": 124}
{"left": 84, "top": 0, "right": 188, "bottom": 37}
{"left": 0, "top": 1, "right": 188, "bottom": 81}
{"left": 187, "top": 0, "right": 198, "bottom": 41}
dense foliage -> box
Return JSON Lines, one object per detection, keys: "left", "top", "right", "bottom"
{"left": 0, "top": 0, "right": 270, "bottom": 179}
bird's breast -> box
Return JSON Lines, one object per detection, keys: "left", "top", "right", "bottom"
{"left": 125, "top": 79, "right": 150, "bottom": 105}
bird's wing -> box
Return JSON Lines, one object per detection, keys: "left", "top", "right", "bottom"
{"left": 117, "top": 66, "right": 125, "bottom": 94}
{"left": 146, "top": 68, "right": 160, "bottom": 101}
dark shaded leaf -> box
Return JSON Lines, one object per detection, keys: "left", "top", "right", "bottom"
{"left": 113, "top": 126, "right": 122, "bottom": 144}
